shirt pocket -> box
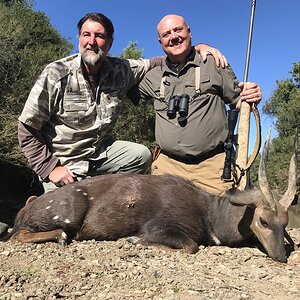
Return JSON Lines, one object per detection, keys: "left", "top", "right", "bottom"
{"left": 62, "top": 93, "right": 95, "bottom": 129}
{"left": 98, "top": 92, "right": 123, "bottom": 123}
{"left": 64, "top": 98, "right": 89, "bottom": 111}
{"left": 183, "top": 80, "right": 196, "bottom": 98}
{"left": 200, "top": 75, "right": 221, "bottom": 96}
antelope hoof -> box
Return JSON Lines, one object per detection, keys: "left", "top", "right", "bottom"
{"left": 0, "top": 222, "right": 9, "bottom": 238}
{"left": 58, "top": 231, "right": 68, "bottom": 246}
{"left": 127, "top": 236, "right": 141, "bottom": 245}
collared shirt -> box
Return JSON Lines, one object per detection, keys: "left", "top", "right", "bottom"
{"left": 137, "top": 49, "right": 242, "bottom": 158}
{"left": 19, "top": 53, "right": 150, "bottom": 175}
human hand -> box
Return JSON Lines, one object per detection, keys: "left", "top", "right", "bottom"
{"left": 238, "top": 82, "right": 262, "bottom": 106}
{"left": 48, "top": 166, "right": 76, "bottom": 186}
{"left": 235, "top": 82, "right": 262, "bottom": 110}
{"left": 194, "top": 43, "right": 228, "bottom": 68}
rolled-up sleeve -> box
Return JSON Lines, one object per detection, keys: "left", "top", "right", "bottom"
{"left": 219, "top": 64, "right": 242, "bottom": 108}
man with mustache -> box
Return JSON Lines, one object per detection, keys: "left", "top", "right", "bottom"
{"left": 128, "top": 14, "right": 262, "bottom": 195}
{"left": 18, "top": 12, "right": 230, "bottom": 193}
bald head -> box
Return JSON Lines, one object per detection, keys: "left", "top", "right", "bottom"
{"left": 156, "top": 14, "right": 192, "bottom": 64}
{"left": 157, "top": 15, "right": 187, "bottom": 35}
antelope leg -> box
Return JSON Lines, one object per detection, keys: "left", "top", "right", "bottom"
{"left": 10, "top": 229, "right": 67, "bottom": 245}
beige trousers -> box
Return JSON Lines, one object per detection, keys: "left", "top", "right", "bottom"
{"left": 151, "top": 152, "right": 234, "bottom": 196}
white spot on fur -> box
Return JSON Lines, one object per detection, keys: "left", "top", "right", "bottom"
{"left": 76, "top": 189, "right": 82, "bottom": 192}
{"left": 64, "top": 218, "right": 71, "bottom": 224}
{"left": 49, "top": 200, "right": 53, "bottom": 203}
{"left": 210, "top": 233, "right": 221, "bottom": 245}
{"left": 90, "top": 197, "right": 94, "bottom": 200}
{"left": 46, "top": 206, "right": 51, "bottom": 210}
{"left": 83, "top": 192, "right": 88, "bottom": 196}
{"left": 53, "top": 215, "right": 59, "bottom": 220}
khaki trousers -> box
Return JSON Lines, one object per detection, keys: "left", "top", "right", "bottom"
{"left": 151, "top": 152, "right": 234, "bottom": 196}
{"left": 43, "top": 140, "right": 151, "bottom": 193}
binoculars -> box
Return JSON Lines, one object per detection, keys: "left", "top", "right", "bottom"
{"left": 167, "top": 94, "right": 189, "bottom": 121}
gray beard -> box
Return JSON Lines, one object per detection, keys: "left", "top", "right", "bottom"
{"left": 79, "top": 45, "right": 106, "bottom": 66}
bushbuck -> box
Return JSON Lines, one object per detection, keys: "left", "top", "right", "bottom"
{"left": 2, "top": 129, "right": 298, "bottom": 263}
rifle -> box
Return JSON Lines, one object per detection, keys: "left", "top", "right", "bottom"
{"left": 222, "top": 109, "right": 238, "bottom": 181}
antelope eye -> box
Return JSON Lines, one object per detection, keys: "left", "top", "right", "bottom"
{"left": 260, "top": 217, "right": 268, "bottom": 228}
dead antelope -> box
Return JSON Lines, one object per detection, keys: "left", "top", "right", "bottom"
{"left": 2, "top": 129, "right": 298, "bottom": 263}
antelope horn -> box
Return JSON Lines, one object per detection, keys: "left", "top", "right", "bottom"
{"left": 258, "top": 128, "right": 275, "bottom": 208}
{"left": 279, "top": 128, "right": 298, "bottom": 211}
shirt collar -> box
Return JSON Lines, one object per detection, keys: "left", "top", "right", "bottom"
{"left": 163, "top": 48, "right": 201, "bottom": 75}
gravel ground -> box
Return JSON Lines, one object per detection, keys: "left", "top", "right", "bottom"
{"left": 0, "top": 229, "right": 299, "bottom": 300}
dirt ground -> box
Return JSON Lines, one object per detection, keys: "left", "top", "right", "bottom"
{"left": 0, "top": 163, "right": 299, "bottom": 299}
{"left": 0, "top": 228, "right": 299, "bottom": 300}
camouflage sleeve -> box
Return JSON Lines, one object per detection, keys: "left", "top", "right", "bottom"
{"left": 125, "top": 58, "right": 151, "bottom": 87}
{"left": 18, "top": 121, "right": 59, "bottom": 180}
{"left": 149, "top": 56, "right": 164, "bottom": 69}
{"left": 18, "top": 64, "right": 63, "bottom": 130}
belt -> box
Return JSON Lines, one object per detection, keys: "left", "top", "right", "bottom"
{"left": 161, "top": 145, "right": 224, "bottom": 165}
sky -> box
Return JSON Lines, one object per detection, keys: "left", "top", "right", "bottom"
{"left": 33, "top": 0, "right": 300, "bottom": 153}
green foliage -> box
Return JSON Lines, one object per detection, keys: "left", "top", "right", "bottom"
{"left": 250, "top": 137, "right": 296, "bottom": 193}
{"left": 114, "top": 100, "right": 155, "bottom": 150}
{"left": 262, "top": 62, "right": 300, "bottom": 193}
{"left": 263, "top": 83, "right": 299, "bottom": 136}
{"left": 119, "top": 41, "right": 144, "bottom": 60}
{"left": 0, "top": 0, "right": 72, "bottom": 163}
{"left": 0, "top": 0, "right": 23, "bottom": 6}
{"left": 249, "top": 152, "right": 260, "bottom": 188}
{"left": 114, "top": 42, "right": 156, "bottom": 150}
{"left": 267, "top": 135, "right": 297, "bottom": 193}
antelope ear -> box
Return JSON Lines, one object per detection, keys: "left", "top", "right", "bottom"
{"left": 26, "top": 195, "right": 38, "bottom": 205}
{"left": 228, "top": 189, "right": 263, "bottom": 208}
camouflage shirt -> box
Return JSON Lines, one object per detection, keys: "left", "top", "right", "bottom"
{"left": 19, "top": 54, "right": 150, "bottom": 175}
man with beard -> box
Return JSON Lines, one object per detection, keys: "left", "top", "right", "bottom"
{"left": 18, "top": 12, "right": 228, "bottom": 193}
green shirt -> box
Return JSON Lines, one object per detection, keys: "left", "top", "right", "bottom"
{"left": 137, "top": 50, "right": 242, "bottom": 158}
